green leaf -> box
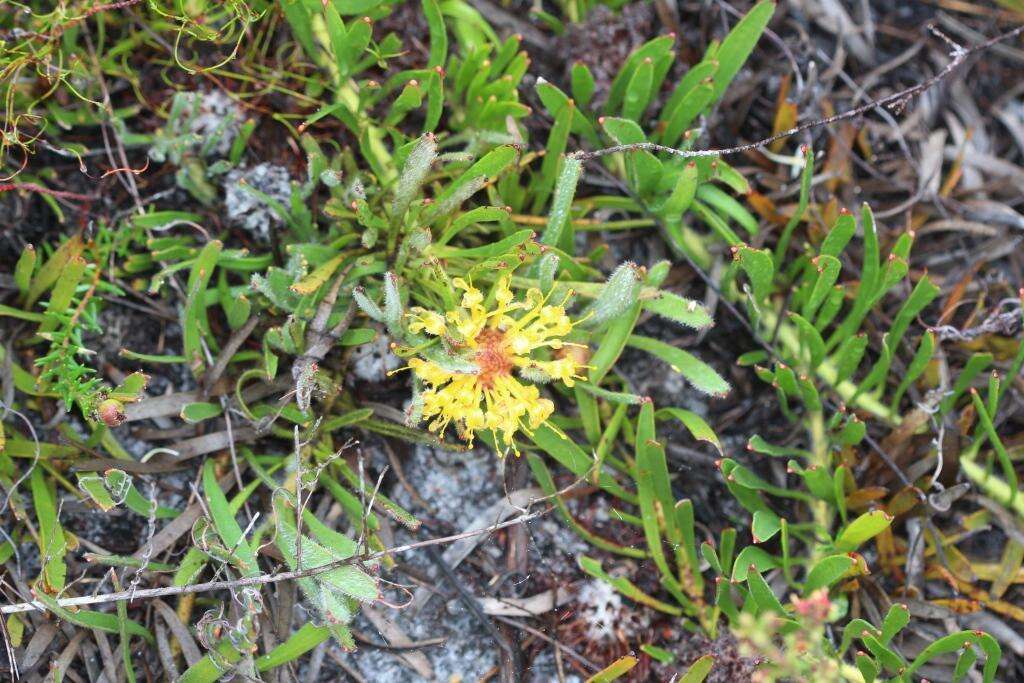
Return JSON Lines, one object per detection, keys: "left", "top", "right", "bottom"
{"left": 202, "top": 459, "right": 259, "bottom": 577}
{"left": 431, "top": 229, "right": 534, "bottom": 259}
{"left": 660, "top": 83, "right": 714, "bottom": 148}
{"left": 621, "top": 57, "right": 654, "bottom": 121}
{"left": 580, "top": 263, "right": 643, "bottom": 329}
{"left": 640, "top": 644, "right": 675, "bottom": 665}
{"left": 655, "top": 407, "right": 722, "bottom": 455}
{"left": 79, "top": 474, "right": 120, "bottom": 512}
{"left": 26, "top": 235, "right": 83, "bottom": 308}
{"left": 679, "top": 654, "right": 715, "bottom": 683}
{"left": 534, "top": 99, "right": 575, "bottom": 214}
{"left": 539, "top": 155, "right": 582, "bottom": 250}
{"left": 789, "top": 312, "right": 825, "bottom": 369}
{"left": 530, "top": 423, "right": 636, "bottom": 503}
{"left": 834, "top": 510, "right": 892, "bottom": 552}
{"left": 587, "top": 655, "right": 638, "bottom": 683}
{"left": 256, "top": 624, "right": 331, "bottom": 671}
{"left": 571, "top": 62, "right": 596, "bottom": 107}
{"left": 579, "top": 556, "right": 683, "bottom": 615}
{"left": 109, "top": 371, "right": 148, "bottom": 402}
{"left": 332, "top": 461, "right": 421, "bottom": 529}
{"left": 589, "top": 302, "right": 641, "bottom": 385}
{"left": 643, "top": 290, "right": 712, "bottom": 329}
{"left": 710, "top": 1, "right": 775, "bottom": 101}
{"left": 890, "top": 331, "right": 935, "bottom": 411}
{"left": 940, "top": 352, "right": 992, "bottom": 415}
{"left": 428, "top": 145, "right": 517, "bottom": 221}
{"left": 38, "top": 255, "right": 86, "bottom": 334}
{"left": 182, "top": 241, "right": 222, "bottom": 375}
{"left": 181, "top": 401, "right": 223, "bottom": 423}
{"left": 804, "top": 255, "right": 841, "bottom": 320}
{"left": 733, "top": 245, "right": 774, "bottom": 302}
{"left": 604, "top": 35, "right": 675, "bottom": 115}
{"left": 635, "top": 403, "right": 685, "bottom": 598}
{"left": 32, "top": 591, "right": 153, "bottom": 645}
{"left": 906, "top": 632, "right": 1001, "bottom": 683}
{"left": 14, "top": 244, "right": 36, "bottom": 295}
{"left": 693, "top": 200, "right": 741, "bottom": 246}
{"left": 832, "top": 333, "right": 868, "bottom": 384}
{"left": 819, "top": 210, "right": 856, "bottom": 258}
{"left": 273, "top": 493, "right": 377, "bottom": 642}
{"left": 971, "top": 391, "right": 1019, "bottom": 504}
{"left": 320, "top": 408, "right": 374, "bottom": 431}
{"left": 391, "top": 133, "right": 437, "bottom": 222}
{"left": 31, "top": 466, "right": 66, "bottom": 591}
{"left": 804, "top": 555, "right": 854, "bottom": 593}
{"left": 697, "top": 184, "right": 758, "bottom": 235}
{"left": 747, "top": 435, "right": 810, "bottom": 459}
{"left": 730, "top": 545, "right": 780, "bottom": 580}
{"left": 658, "top": 162, "right": 699, "bottom": 217}
{"left": 856, "top": 652, "right": 880, "bottom": 682}
{"left": 863, "top": 634, "right": 906, "bottom": 674}
{"left": 423, "top": 0, "right": 447, "bottom": 69}
{"left": 338, "top": 328, "right": 376, "bottom": 346}
{"left": 751, "top": 509, "right": 781, "bottom": 543}
{"left": 880, "top": 603, "right": 910, "bottom": 644}
{"left": 627, "top": 335, "right": 729, "bottom": 396}
{"left": 746, "top": 564, "right": 786, "bottom": 615}
{"left": 772, "top": 145, "right": 814, "bottom": 266}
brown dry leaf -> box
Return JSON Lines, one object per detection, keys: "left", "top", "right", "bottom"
{"left": 888, "top": 486, "right": 925, "bottom": 518}
{"left": 362, "top": 605, "right": 434, "bottom": 680}
{"left": 845, "top": 486, "right": 889, "bottom": 510}
{"left": 990, "top": 540, "right": 1024, "bottom": 600}
{"left": 770, "top": 74, "right": 796, "bottom": 153}
{"left": 876, "top": 523, "right": 901, "bottom": 579}
{"left": 824, "top": 121, "right": 857, "bottom": 193}
{"left": 931, "top": 598, "right": 982, "bottom": 614}
{"left": 960, "top": 334, "right": 1024, "bottom": 360}
{"left": 880, "top": 407, "right": 933, "bottom": 463}
{"left": 938, "top": 261, "right": 981, "bottom": 325}
{"left": 747, "top": 191, "right": 784, "bottom": 224}
{"left": 951, "top": 578, "right": 1024, "bottom": 623}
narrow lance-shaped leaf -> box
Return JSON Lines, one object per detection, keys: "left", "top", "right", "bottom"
{"left": 773, "top": 144, "right": 813, "bottom": 266}
{"left": 15, "top": 244, "right": 35, "bottom": 296}
{"left": 621, "top": 57, "right": 654, "bottom": 121}
{"left": 539, "top": 155, "right": 582, "bottom": 248}
{"left": 644, "top": 291, "right": 713, "bottom": 329}
{"left": 391, "top": 133, "right": 437, "bottom": 221}
{"left": 202, "top": 459, "right": 259, "bottom": 577}
{"left": 834, "top": 510, "right": 893, "bottom": 552}
{"left": 423, "top": 0, "right": 447, "bottom": 69}
{"left": 628, "top": 335, "right": 730, "bottom": 397}
{"left": 428, "top": 145, "right": 517, "bottom": 222}
{"left": 804, "top": 554, "right": 854, "bottom": 593}
{"left": 183, "top": 240, "right": 222, "bottom": 375}
{"left": 580, "top": 262, "right": 642, "bottom": 329}
{"left": 710, "top": 1, "right": 775, "bottom": 101}
{"left": 733, "top": 245, "right": 773, "bottom": 303}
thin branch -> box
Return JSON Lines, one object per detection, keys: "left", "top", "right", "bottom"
{"left": 0, "top": 506, "right": 552, "bottom": 615}
{"left": 571, "top": 24, "right": 1024, "bottom": 163}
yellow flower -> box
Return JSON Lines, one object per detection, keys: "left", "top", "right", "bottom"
{"left": 405, "top": 276, "right": 586, "bottom": 454}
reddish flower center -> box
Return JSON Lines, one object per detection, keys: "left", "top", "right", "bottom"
{"left": 474, "top": 328, "right": 512, "bottom": 388}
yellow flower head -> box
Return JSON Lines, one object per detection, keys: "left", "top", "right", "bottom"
{"left": 405, "top": 276, "right": 586, "bottom": 454}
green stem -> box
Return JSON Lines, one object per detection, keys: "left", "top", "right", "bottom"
{"left": 961, "top": 455, "right": 1024, "bottom": 521}
{"left": 807, "top": 409, "right": 832, "bottom": 552}
{"left": 760, "top": 307, "right": 898, "bottom": 425}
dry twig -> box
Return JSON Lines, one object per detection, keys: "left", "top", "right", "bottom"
{"left": 572, "top": 24, "right": 1024, "bottom": 163}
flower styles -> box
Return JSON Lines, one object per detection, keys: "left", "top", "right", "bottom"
{"left": 404, "top": 276, "right": 586, "bottom": 454}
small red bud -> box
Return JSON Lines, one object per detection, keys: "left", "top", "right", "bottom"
{"left": 97, "top": 398, "right": 126, "bottom": 427}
